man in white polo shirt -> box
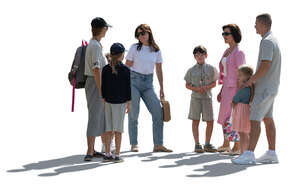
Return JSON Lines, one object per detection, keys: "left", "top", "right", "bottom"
{"left": 232, "top": 13, "right": 281, "bottom": 165}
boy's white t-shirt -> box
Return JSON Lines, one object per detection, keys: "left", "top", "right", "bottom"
{"left": 125, "top": 44, "right": 163, "bottom": 75}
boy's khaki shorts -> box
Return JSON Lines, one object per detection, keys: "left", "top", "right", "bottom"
{"left": 188, "top": 97, "right": 214, "bottom": 121}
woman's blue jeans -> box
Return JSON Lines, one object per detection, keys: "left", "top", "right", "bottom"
{"left": 128, "top": 71, "right": 164, "bottom": 146}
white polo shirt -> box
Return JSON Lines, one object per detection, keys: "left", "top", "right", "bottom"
{"left": 126, "top": 44, "right": 163, "bottom": 75}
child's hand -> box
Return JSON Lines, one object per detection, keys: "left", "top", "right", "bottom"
{"left": 199, "top": 86, "right": 208, "bottom": 94}
{"left": 126, "top": 102, "right": 131, "bottom": 114}
{"left": 202, "top": 86, "right": 208, "bottom": 92}
{"left": 197, "top": 87, "right": 204, "bottom": 94}
{"left": 231, "top": 102, "right": 236, "bottom": 108}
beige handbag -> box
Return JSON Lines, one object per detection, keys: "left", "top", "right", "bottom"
{"left": 160, "top": 98, "right": 171, "bottom": 122}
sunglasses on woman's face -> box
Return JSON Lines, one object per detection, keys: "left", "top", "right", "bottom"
{"left": 136, "top": 30, "right": 147, "bottom": 37}
{"left": 222, "top": 32, "right": 232, "bottom": 36}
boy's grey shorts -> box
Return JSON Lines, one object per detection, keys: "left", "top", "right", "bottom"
{"left": 85, "top": 77, "right": 106, "bottom": 137}
{"left": 105, "top": 102, "right": 127, "bottom": 133}
{"left": 188, "top": 97, "right": 214, "bottom": 121}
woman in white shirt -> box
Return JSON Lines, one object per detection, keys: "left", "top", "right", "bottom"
{"left": 126, "top": 24, "right": 172, "bottom": 152}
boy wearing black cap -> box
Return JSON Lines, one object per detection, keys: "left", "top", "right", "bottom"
{"left": 84, "top": 17, "right": 111, "bottom": 161}
{"left": 101, "top": 43, "right": 131, "bottom": 163}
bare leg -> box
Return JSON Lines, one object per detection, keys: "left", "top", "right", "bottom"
{"left": 87, "top": 136, "right": 96, "bottom": 155}
{"left": 105, "top": 132, "right": 113, "bottom": 154}
{"left": 218, "top": 124, "right": 230, "bottom": 152}
{"left": 101, "top": 133, "right": 106, "bottom": 147}
{"left": 115, "top": 132, "right": 122, "bottom": 156}
{"left": 205, "top": 121, "right": 214, "bottom": 144}
{"left": 248, "top": 120, "right": 261, "bottom": 152}
{"left": 192, "top": 120, "right": 200, "bottom": 144}
{"left": 223, "top": 139, "right": 230, "bottom": 147}
{"left": 221, "top": 124, "right": 230, "bottom": 147}
{"left": 263, "top": 118, "right": 276, "bottom": 151}
{"left": 239, "top": 132, "right": 249, "bottom": 153}
{"left": 232, "top": 141, "right": 241, "bottom": 151}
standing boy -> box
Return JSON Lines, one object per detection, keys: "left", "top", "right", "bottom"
{"left": 184, "top": 45, "right": 219, "bottom": 153}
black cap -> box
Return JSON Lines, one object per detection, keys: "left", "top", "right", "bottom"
{"left": 110, "top": 43, "right": 126, "bottom": 55}
{"left": 91, "top": 17, "right": 112, "bottom": 29}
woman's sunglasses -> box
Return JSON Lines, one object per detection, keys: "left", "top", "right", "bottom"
{"left": 222, "top": 32, "right": 232, "bottom": 36}
{"left": 136, "top": 30, "right": 147, "bottom": 37}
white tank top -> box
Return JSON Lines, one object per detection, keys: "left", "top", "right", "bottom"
{"left": 221, "top": 57, "right": 227, "bottom": 77}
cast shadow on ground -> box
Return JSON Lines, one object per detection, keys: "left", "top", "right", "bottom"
{"left": 186, "top": 162, "right": 263, "bottom": 177}
{"left": 159, "top": 153, "right": 232, "bottom": 168}
{"left": 6, "top": 151, "right": 152, "bottom": 177}
{"left": 141, "top": 152, "right": 200, "bottom": 162}
{"left": 158, "top": 153, "right": 266, "bottom": 177}
{"left": 6, "top": 155, "right": 109, "bottom": 177}
{"left": 6, "top": 152, "right": 267, "bottom": 177}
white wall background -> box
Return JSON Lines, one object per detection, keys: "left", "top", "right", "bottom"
{"left": 1, "top": 0, "right": 299, "bottom": 185}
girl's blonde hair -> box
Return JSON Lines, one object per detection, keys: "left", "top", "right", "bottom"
{"left": 238, "top": 65, "right": 253, "bottom": 80}
{"left": 238, "top": 65, "right": 255, "bottom": 102}
{"left": 106, "top": 53, "right": 123, "bottom": 74}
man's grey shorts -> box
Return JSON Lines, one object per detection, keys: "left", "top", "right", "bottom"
{"left": 250, "top": 91, "right": 276, "bottom": 121}
{"left": 188, "top": 97, "right": 214, "bottom": 121}
{"left": 105, "top": 102, "right": 127, "bottom": 133}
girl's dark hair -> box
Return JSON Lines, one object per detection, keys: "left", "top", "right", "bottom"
{"left": 238, "top": 65, "right": 255, "bottom": 102}
{"left": 106, "top": 53, "right": 123, "bottom": 74}
{"left": 222, "top": 24, "right": 242, "bottom": 43}
{"left": 134, "top": 24, "right": 160, "bottom": 52}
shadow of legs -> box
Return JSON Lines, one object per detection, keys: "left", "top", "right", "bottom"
{"left": 7, "top": 155, "right": 101, "bottom": 173}
{"left": 186, "top": 162, "right": 261, "bottom": 177}
{"left": 159, "top": 153, "right": 232, "bottom": 168}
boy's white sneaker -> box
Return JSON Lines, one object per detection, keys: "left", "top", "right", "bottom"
{"left": 256, "top": 151, "right": 279, "bottom": 164}
{"left": 231, "top": 151, "right": 256, "bottom": 165}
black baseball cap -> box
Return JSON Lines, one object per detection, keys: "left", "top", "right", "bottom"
{"left": 91, "top": 17, "right": 112, "bottom": 29}
{"left": 110, "top": 43, "right": 126, "bottom": 55}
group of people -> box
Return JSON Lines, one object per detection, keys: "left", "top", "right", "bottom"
{"left": 82, "top": 13, "right": 281, "bottom": 165}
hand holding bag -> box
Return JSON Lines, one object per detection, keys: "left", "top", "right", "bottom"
{"left": 160, "top": 97, "right": 171, "bottom": 122}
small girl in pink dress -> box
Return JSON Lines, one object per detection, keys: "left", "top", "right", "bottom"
{"left": 231, "top": 65, "right": 254, "bottom": 153}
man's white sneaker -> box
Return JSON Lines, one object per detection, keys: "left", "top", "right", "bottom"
{"left": 231, "top": 151, "right": 256, "bottom": 165}
{"left": 256, "top": 151, "right": 279, "bottom": 164}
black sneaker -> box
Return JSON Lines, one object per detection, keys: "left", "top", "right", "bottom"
{"left": 204, "top": 143, "right": 217, "bottom": 153}
{"left": 194, "top": 143, "right": 204, "bottom": 153}
{"left": 84, "top": 154, "right": 93, "bottom": 161}
{"left": 113, "top": 156, "right": 124, "bottom": 163}
{"left": 102, "top": 155, "right": 114, "bottom": 162}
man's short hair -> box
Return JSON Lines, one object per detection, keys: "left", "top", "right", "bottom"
{"left": 256, "top": 13, "right": 272, "bottom": 28}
